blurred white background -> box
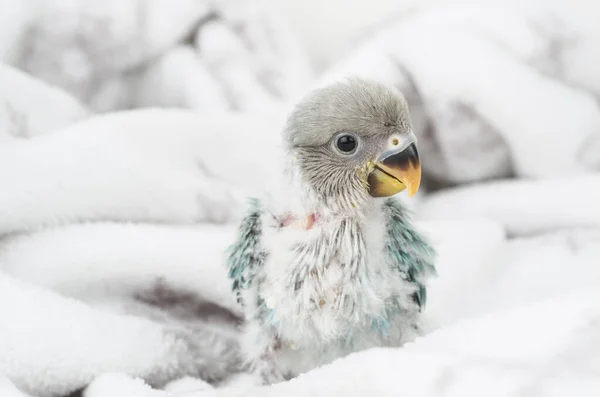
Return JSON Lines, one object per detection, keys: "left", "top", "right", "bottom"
{"left": 268, "top": 0, "right": 506, "bottom": 69}
{"left": 266, "top": 0, "right": 410, "bottom": 68}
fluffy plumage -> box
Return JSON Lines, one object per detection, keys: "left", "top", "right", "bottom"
{"left": 226, "top": 79, "right": 436, "bottom": 383}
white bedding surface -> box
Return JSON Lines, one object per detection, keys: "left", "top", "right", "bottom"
{"left": 1, "top": 1, "right": 599, "bottom": 395}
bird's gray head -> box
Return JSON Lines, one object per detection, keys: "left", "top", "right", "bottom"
{"left": 283, "top": 78, "right": 421, "bottom": 212}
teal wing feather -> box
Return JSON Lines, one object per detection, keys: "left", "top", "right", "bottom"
{"left": 383, "top": 198, "right": 436, "bottom": 310}
{"left": 225, "top": 198, "right": 265, "bottom": 307}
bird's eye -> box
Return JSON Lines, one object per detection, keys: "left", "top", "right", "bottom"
{"left": 335, "top": 134, "right": 357, "bottom": 154}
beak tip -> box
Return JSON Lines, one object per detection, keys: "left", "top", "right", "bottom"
{"left": 407, "top": 183, "right": 419, "bottom": 197}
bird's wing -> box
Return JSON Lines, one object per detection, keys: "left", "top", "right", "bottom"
{"left": 225, "top": 198, "right": 265, "bottom": 308}
{"left": 383, "top": 198, "right": 436, "bottom": 310}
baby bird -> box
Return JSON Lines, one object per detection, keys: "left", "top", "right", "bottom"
{"left": 226, "top": 78, "right": 436, "bottom": 383}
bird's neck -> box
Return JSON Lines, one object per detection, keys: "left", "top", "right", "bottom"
{"left": 260, "top": 155, "right": 386, "bottom": 233}
{"left": 265, "top": 159, "right": 374, "bottom": 221}
{"left": 264, "top": 178, "right": 381, "bottom": 232}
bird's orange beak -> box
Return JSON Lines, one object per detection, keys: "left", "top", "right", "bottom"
{"left": 367, "top": 142, "right": 421, "bottom": 198}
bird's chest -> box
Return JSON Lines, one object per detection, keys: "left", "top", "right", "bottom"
{"left": 258, "top": 214, "right": 394, "bottom": 345}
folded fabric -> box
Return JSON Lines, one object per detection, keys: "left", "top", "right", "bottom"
{"left": 0, "top": 105, "right": 287, "bottom": 395}
{"left": 81, "top": 288, "right": 600, "bottom": 397}
{"left": 0, "top": 273, "right": 241, "bottom": 397}
{"left": 0, "top": 64, "right": 89, "bottom": 141}
{"left": 416, "top": 174, "right": 600, "bottom": 236}
{"left": 1, "top": 0, "right": 312, "bottom": 112}
{"left": 0, "top": 222, "right": 239, "bottom": 315}
{"left": 5, "top": 212, "right": 599, "bottom": 396}
{"left": 0, "top": 108, "right": 281, "bottom": 235}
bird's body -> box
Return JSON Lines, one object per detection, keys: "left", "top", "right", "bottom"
{"left": 226, "top": 79, "right": 436, "bottom": 383}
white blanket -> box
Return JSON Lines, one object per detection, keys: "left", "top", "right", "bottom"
{"left": 0, "top": 72, "right": 283, "bottom": 395}
{"left": 0, "top": 0, "right": 313, "bottom": 112}
{"left": 1, "top": 1, "right": 600, "bottom": 396}
{"left": 1, "top": 103, "right": 599, "bottom": 396}
{"left": 85, "top": 289, "right": 600, "bottom": 397}
{"left": 4, "top": 219, "right": 595, "bottom": 397}
{"left": 0, "top": 64, "right": 88, "bottom": 142}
